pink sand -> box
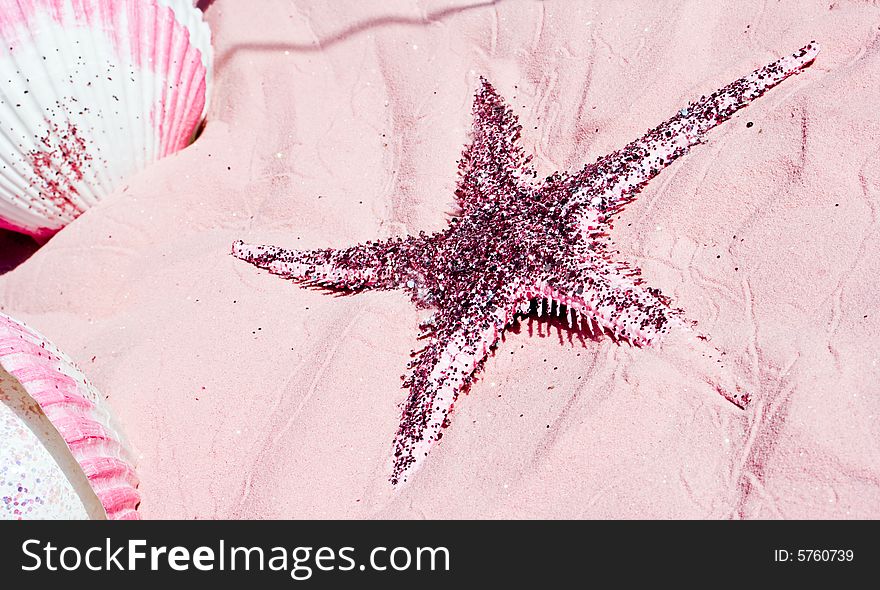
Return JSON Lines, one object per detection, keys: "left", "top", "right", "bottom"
{"left": 1, "top": 0, "right": 879, "bottom": 518}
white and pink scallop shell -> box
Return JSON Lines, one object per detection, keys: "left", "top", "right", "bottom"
{"left": 0, "top": 0, "right": 213, "bottom": 239}
{"left": 0, "top": 312, "right": 140, "bottom": 519}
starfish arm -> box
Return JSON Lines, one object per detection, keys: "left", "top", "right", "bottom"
{"left": 455, "top": 78, "right": 537, "bottom": 214}
{"left": 533, "top": 250, "right": 684, "bottom": 347}
{"left": 535, "top": 253, "right": 751, "bottom": 407}
{"left": 567, "top": 42, "right": 819, "bottom": 215}
{"left": 232, "top": 236, "right": 422, "bottom": 291}
{"left": 390, "top": 300, "right": 521, "bottom": 486}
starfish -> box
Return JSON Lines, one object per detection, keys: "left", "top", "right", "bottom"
{"left": 233, "top": 43, "right": 819, "bottom": 486}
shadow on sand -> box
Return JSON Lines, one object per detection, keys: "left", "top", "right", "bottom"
{"left": 0, "top": 230, "right": 39, "bottom": 276}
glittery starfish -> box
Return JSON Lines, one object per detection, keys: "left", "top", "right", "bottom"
{"left": 233, "top": 43, "right": 819, "bottom": 486}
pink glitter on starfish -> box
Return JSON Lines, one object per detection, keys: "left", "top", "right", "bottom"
{"left": 233, "top": 43, "right": 819, "bottom": 486}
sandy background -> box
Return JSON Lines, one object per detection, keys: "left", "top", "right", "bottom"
{"left": 1, "top": 0, "right": 878, "bottom": 518}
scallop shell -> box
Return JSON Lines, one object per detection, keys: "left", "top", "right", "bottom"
{"left": 0, "top": 0, "right": 213, "bottom": 239}
{"left": 0, "top": 312, "right": 140, "bottom": 519}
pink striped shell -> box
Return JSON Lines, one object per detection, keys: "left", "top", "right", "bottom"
{"left": 0, "top": 312, "right": 139, "bottom": 519}
{"left": 0, "top": 0, "right": 213, "bottom": 239}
